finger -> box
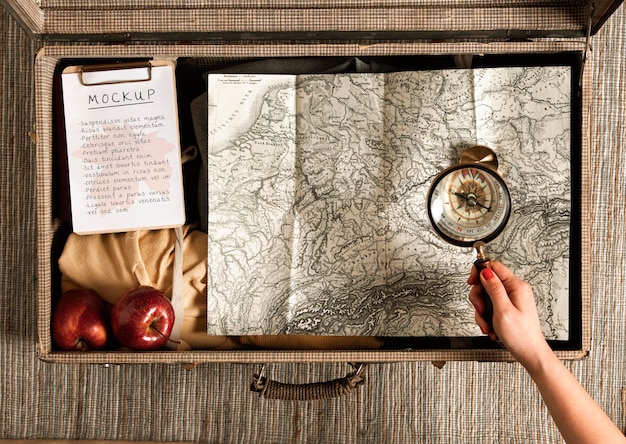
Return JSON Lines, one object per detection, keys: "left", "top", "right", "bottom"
{"left": 479, "top": 266, "right": 513, "bottom": 311}
{"left": 468, "top": 285, "right": 492, "bottom": 335}
{"left": 474, "top": 311, "right": 492, "bottom": 335}
{"left": 490, "top": 261, "right": 536, "bottom": 312}
{"left": 467, "top": 264, "right": 480, "bottom": 285}
{"left": 490, "top": 261, "right": 525, "bottom": 290}
{"left": 468, "top": 284, "right": 485, "bottom": 313}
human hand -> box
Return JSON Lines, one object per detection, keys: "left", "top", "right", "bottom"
{"left": 468, "top": 261, "right": 552, "bottom": 368}
{"left": 470, "top": 263, "right": 626, "bottom": 444}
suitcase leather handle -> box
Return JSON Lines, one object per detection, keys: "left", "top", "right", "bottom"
{"left": 251, "top": 363, "right": 365, "bottom": 400}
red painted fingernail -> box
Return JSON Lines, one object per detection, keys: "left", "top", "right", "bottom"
{"left": 481, "top": 268, "right": 495, "bottom": 281}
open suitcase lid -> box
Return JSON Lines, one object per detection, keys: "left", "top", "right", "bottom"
{"left": 1, "top": 0, "right": 623, "bottom": 42}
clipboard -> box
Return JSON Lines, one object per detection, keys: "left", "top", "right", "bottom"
{"left": 60, "top": 60, "right": 185, "bottom": 235}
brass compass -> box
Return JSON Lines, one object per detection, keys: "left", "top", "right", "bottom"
{"left": 426, "top": 145, "right": 511, "bottom": 248}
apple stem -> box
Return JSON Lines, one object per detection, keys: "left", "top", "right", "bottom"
{"left": 151, "top": 322, "right": 166, "bottom": 338}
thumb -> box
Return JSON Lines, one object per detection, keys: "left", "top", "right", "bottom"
{"left": 479, "top": 267, "right": 512, "bottom": 311}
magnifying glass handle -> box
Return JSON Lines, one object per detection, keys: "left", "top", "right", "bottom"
{"left": 473, "top": 257, "right": 494, "bottom": 330}
{"left": 473, "top": 241, "right": 494, "bottom": 330}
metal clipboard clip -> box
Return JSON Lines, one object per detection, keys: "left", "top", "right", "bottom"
{"left": 78, "top": 61, "right": 153, "bottom": 86}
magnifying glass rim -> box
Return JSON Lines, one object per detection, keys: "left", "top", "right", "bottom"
{"left": 426, "top": 162, "right": 511, "bottom": 248}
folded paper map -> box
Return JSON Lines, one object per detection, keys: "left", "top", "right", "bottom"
{"left": 206, "top": 67, "right": 572, "bottom": 338}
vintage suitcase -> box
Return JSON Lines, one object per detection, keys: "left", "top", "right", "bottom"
{"left": 1, "top": 0, "right": 622, "bottom": 367}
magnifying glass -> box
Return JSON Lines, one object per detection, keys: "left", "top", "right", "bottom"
{"left": 426, "top": 145, "right": 512, "bottom": 329}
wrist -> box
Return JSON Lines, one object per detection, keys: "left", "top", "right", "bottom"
{"left": 518, "top": 341, "right": 557, "bottom": 377}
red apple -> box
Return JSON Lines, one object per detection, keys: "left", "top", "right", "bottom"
{"left": 110, "top": 286, "right": 175, "bottom": 350}
{"left": 52, "top": 288, "right": 110, "bottom": 351}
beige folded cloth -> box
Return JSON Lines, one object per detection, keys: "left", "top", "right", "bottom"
{"left": 58, "top": 226, "right": 239, "bottom": 350}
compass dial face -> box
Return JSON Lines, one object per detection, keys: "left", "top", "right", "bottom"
{"left": 427, "top": 164, "right": 511, "bottom": 247}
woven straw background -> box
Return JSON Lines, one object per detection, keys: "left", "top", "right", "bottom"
{"left": 1, "top": 3, "right": 625, "bottom": 442}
